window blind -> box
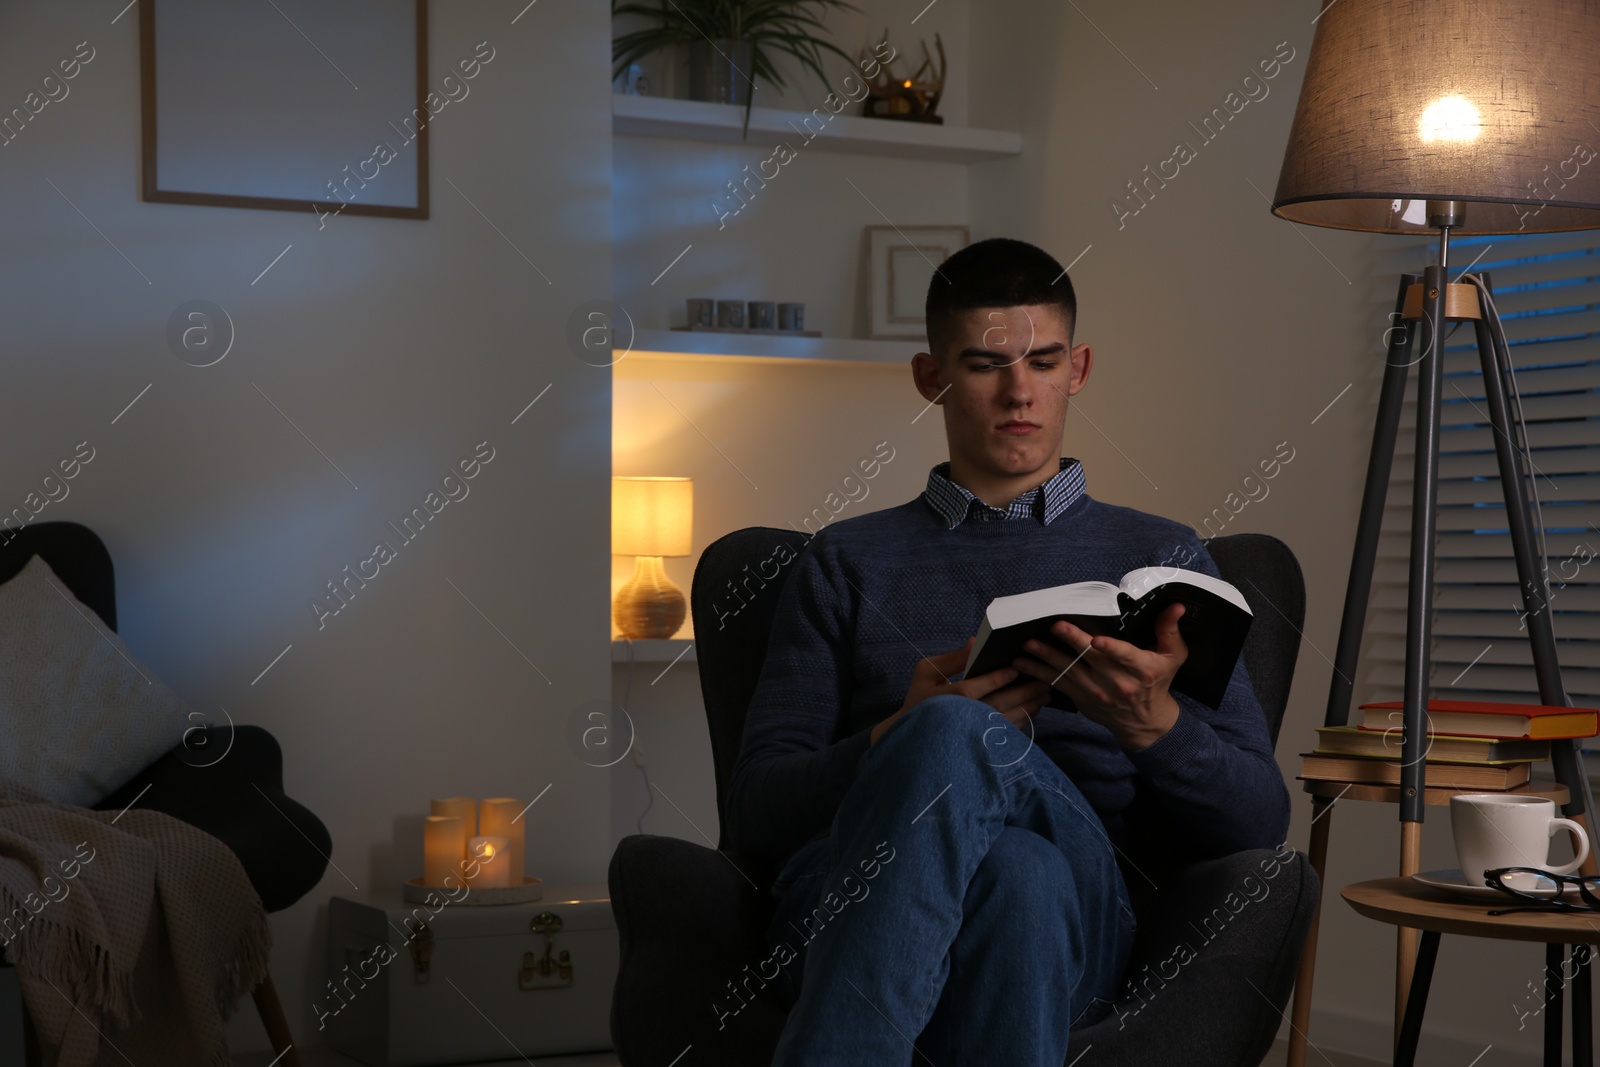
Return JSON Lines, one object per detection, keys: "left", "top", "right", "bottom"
{"left": 1363, "top": 231, "right": 1600, "bottom": 735}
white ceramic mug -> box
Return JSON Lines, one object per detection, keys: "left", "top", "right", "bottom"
{"left": 1450, "top": 794, "right": 1591, "bottom": 887}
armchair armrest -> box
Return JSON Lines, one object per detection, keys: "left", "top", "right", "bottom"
{"left": 1069, "top": 848, "right": 1319, "bottom": 1067}
{"left": 609, "top": 834, "right": 788, "bottom": 1067}
{"left": 93, "top": 725, "right": 331, "bottom": 913}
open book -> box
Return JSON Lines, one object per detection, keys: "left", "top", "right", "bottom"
{"left": 963, "top": 567, "right": 1253, "bottom": 709}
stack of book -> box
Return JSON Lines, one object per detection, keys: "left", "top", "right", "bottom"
{"left": 1299, "top": 700, "right": 1600, "bottom": 790}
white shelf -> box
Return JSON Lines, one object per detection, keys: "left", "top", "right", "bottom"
{"left": 627, "top": 328, "right": 916, "bottom": 365}
{"left": 613, "top": 94, "right": 1022, "bottom": 164}
{"left": 611, "top": 638, "right": 697, "bottom": 665}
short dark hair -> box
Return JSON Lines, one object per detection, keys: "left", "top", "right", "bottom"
{"left": 924, "top": 237, "right": 1077, "bottom": 360}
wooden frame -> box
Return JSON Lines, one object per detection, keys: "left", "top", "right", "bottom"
{"left": 139, "top": 0, "right": 429, "bottom": 219}
{"left": 865, "top": 225, "right": 969, "bottom": 340}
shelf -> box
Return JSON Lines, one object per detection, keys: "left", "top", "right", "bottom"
{"left": 627, "top": 328, "right": 916, "bottom": 365}
{"left": 612, "top": 638, "right": 696, "bottom": 665}
{"left": 613, "top": 94, "right": 1022, "bottom": 164}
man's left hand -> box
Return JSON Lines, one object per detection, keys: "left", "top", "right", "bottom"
{"left": 1011, "top": 601, "right": 1188, "bottom": 750}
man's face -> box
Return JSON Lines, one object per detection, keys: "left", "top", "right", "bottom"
{"left": 913, "top": 304, "right": 1092, "bottom": 483}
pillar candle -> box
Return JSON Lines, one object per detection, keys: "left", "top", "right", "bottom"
{"left": 478, "top": 797, "right": 525, "bottom": 885}
{"left": 423, "top": 816, "right": 466, "bottom": 887}
{"left": 430, "top": 796, "right": 477, "bottom": 836}
{"left": 467, "top": 836, "right": 511, "bottom": 888}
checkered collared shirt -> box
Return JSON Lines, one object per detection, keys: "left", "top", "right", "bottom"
{"left": 922, "top": 457, "right": 1087, "bottom": 529}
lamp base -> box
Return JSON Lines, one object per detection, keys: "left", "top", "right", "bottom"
{"left": 614, "top": 555, "right": 686, "bottom": 639}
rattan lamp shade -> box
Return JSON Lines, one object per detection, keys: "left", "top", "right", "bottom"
{"left": 1272, "top": 0, "right": 1600, "bottom": 234}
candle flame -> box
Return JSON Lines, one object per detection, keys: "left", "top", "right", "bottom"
{"left": 475, "top": 841, "right": 496, "bottom": 859}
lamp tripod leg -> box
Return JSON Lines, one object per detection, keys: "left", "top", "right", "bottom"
{"left": 1469, "top": 273, "right": 1597, "bottom": 849}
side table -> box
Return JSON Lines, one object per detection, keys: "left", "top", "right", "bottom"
{"left": 1289, "top": 777, "right": 1570, "bottom": 1067}
{"left": 1342, "top": 876, "right": 1598, "bottom": 1067}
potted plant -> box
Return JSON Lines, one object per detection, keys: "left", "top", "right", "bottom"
{"left": 612, "top": 0, "right": 859, "bottom": 136}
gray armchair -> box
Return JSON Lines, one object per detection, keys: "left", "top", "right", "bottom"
{"left": 609, "top": 527, "right": 1317, "bottom": 1066}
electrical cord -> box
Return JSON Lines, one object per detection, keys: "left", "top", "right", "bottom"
{"left": 618, "top": 636, "right": 655, "bottom": 834}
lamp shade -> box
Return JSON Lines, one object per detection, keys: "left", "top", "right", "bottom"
{"left": 1272, "top": 0, "right": 1600, "bottom": 234}
{"left": 611, "top": 476, "right": 693, "bottom": 557}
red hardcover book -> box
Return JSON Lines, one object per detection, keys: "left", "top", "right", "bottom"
{"left": 1357, "top": 700, "right": 1599, "bottom": 740}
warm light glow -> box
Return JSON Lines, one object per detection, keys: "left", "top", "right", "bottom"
{"left": 1418, "top": 95, "right": 1482, "bottom": 143}
{"left": 612, "top": 476, "right": 694, "bottom": 557}
{"left": 903, "top": 79, "right": 912, "bottom": 88}
{"left": 474, "top": 840, "right": 497, "bottom": 859}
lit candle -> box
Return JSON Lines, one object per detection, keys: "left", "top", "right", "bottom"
{"left": 478, "top": 798, "right": 524, "bottom": 885}
{"left": 430, "top": 796, "right": 477, "bottom": 836}
{"left": 467, "top": 835, "right": 511, "bottom": 888}
{"left": 423, "top": 816, "right": 466, "bottom": 887}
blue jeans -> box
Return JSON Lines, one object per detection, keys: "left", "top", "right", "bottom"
{"left": 766, "top": 694, "right": 1137, "bottom": 1066}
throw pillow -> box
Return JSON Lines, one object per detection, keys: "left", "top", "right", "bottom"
{"left": 0, "top": 554, "right": 190, "bottom": 806}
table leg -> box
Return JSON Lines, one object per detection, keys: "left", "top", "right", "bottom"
{"left": 1396, "top": 821, "right": 1422, "bottom": 1042}
{"left": 1394, "top": 930, "right": 1440, "bottom": 1067}
{"left": 1288, "top": 795, "right": 1334, "bottom": 1067}
{"left": 1546, "top": 944, "right": 1565, "bottom": 1067}
{"left": 1573, "top": 943, "right": 1592, "bottom": 1067}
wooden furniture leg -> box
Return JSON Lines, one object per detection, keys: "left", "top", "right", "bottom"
{"left": 1395, "top": 820, "right": 1422, "bottom": 1047}
{"left": 1287, "top": 795, "right": 1334, "bottom": 1067}
{"left": 253, "top": 975, "right": 302, "bottom": 1067}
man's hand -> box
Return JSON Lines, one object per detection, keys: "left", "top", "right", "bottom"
{"left": 1011, "top": 601, "right": 1188, "bottom": 750}
{"left": 870, "top": 637, "right": 1053, "bottom": 746}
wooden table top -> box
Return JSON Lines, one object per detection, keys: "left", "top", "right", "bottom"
{"left": 1343, "top": 877, "right": 1600, "bottom": 944}
{"left": 1302, "top": 779, "right": 1570, "bottom": 806}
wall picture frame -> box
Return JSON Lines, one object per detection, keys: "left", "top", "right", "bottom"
{"left": 139, "top": 0, "right": 430, "bottom": 219}
{"left": 865, "top": 225, "right": 970, "bottom": 340}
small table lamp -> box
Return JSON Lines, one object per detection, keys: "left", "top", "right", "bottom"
{"left": 612, "top": 476, "right": 693, "bottom": 639}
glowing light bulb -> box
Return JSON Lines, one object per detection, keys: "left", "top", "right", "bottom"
{"left": 1418, "top": 95, "right": 1482, "bottom": 143}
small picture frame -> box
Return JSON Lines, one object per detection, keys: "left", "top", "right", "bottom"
{"left": 865, "top": 225, "right": 970, "bottom": 340}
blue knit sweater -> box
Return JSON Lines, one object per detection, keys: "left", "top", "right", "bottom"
{"left": 725, "top": 485, "right": 1292, "bottom": 872}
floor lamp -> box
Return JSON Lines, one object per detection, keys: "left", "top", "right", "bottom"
{"left": 1269, "top": 0, "right": 1600, "bottom": 1060}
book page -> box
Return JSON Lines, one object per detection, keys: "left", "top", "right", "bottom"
{"left": 985, "top": 581, "right": 1122, "bottom": 630}
{"left": 1118, "top": 566, "right": 1250, "bottom": 614}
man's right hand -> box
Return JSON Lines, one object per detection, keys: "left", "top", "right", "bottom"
{"left": 869, "top": 637, "right": 1054, "bottom": 745}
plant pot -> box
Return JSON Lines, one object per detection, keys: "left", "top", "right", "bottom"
{"left": 688, "top": 38, "right": 753, "bottom": 106}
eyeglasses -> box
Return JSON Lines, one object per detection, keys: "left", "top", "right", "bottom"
{"left": 1484, "top": 866, "right": 1600, "bottom": 915}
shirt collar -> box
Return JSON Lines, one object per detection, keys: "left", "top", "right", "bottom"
{"left": 923, "top": 457, "right": 1086, "bottom": 529}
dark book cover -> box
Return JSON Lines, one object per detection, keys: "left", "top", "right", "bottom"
{"left": 964, "top": 572, "right": 1253, "bottom": 709}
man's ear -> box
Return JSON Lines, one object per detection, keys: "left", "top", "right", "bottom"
{"left": 911, "top": 350, "right": 947, "bottom": 403}
{"left": 1066, "top": 342, "right": 1093, "bottom": 396}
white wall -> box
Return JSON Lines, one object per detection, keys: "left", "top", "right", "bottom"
{"left": 0, "top": 0, "right": 613, "bottom": 1055}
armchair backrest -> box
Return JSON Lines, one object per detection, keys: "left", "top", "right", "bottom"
{"left": 691, "top": 526, "right": 1305, "bottom": 846}
{"left": 0, "top": 521, "right": 117, "bottom": 630}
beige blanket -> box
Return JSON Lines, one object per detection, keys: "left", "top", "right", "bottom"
{"left": 0, "top": 781, "right": 271, "bottom": 1067}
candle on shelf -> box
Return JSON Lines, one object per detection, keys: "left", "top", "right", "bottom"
{"left": 430, "top": 796, "right": 477, "bottom": 836}
{"left": 423, "top": 816, "right": 466, "bottom": 887}
{"left": 478, "top": 797, "right": 525, "bottom": 885}
{"left": 467, "top": 836, "right": 511, "bottom": 888}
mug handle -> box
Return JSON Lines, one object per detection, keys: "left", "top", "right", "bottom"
{"left": 1547, "top": 818, "right": 1591, "bottom": 876}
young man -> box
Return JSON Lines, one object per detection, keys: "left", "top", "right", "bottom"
{"left": 725, "top": 238, "right": 1290, "bottom": 1066}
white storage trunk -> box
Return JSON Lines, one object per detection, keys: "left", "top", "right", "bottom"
{"left": 323, "top": 883, "right": 617, "bottom": 1066}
